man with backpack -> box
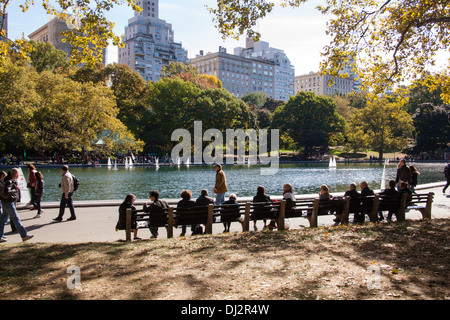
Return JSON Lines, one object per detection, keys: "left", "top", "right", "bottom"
{"left": 443, "top": 163, "right": 450, "bottom": 194}
{"left": 0, "top": 168, "right": 34, "bottom": 243}
{"left": 53, "top": 165, "right": 77, "bottom": 222}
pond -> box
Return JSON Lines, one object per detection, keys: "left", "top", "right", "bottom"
{"left": 14, "top": 162, "right": 446, "bottom": 202}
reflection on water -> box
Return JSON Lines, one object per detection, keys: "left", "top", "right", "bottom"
{"left": 30, "top": 162, "right": 445, "bottom": 202}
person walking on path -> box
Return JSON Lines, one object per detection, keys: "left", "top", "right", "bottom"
{"left": 443, "top": 163, "right": 450, "bottom": 194}
{"left": 0, "top": 168, "right": 34, "bottom": 243}
{"left": 409, "top": 165, "right": 420, "bottom": 193}
{"left": 32, "top": 171, "right": 45, "bottom": 219}
{"left": 395, "top": 159, "right": 411, "bottom": 191}
{"left": 53, "top": 165, "right": 76, "bottom": 222}
{"left": 213, "top": 164, "right": 228, "bottom": 206}
{"left": 0, "top": 170, "right": 15, "bottom": 234}
{"left": 27, "top": 164, "right": 37, "bottom": 208}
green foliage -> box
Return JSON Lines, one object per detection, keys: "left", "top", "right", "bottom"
{"left": 348, "top": 97, "right": 414, "bottom": 159}
{"left": 208, "top": 0, "right": 307, "bottom": 40}
{"left": 0, "top": 59, "right": 143, "bottom": 156}
{"left": 143, "top": 77, "right": 257, "bottom": 154}
{"left": 28, "top": 41, "right": 70, "bottom": 73}
{"left": 271, "top": 91, "right": 346, "bottom": 157}
{"left": 0, "top": 0, "right": 141, "bottom": 69}
{"left": 411, "top": 103, "right": 450, "bottom": 156}
{"left": 242, "top": 92, "right": 268, "bottom": 109}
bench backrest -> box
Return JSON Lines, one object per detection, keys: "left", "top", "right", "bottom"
{"left": 317, "top": 197, "right": 347, "bottom": 215}
{"left": 174, "top": 206, "right": 211, "bottom": 225}
{"left": 249, "top": 201, "right": 280, "bottom": 220}
{"left": 213, "top": 203, "right": 246, "bottom": 223}
{"left": 135, "top": 208, "right": 169, "bottom": 228}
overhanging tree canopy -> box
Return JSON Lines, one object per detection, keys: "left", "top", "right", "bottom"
{"left": 209, "top": 0, "right": 450, "bottom": 101}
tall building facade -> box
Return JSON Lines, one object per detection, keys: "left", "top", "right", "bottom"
{"left": 190, "top": 39, "right": 295, "bottom": 101}
{"left": 28, "top": 17, "right": 107, "bottom": 65}
{"left": 118, "top": 0, "right": 188, "bottom": 82}
{"left": 295, "top": 58, "right": 361, "bottom": 96}
{"left": 295, "top": 72, "right": 356, "bottom": 96}
{"left": 28, "top": 17, "right": 72, "bottom": 56}
{"left": 234, "top": 38, "right": 295, "bottom": 101}
{"left": 190, "top": 47, "right": 276, "bottom": 99}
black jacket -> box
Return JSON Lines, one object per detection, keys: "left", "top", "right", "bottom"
{"left": 177, "top": 198, "right": 195, "bottom": 208}
{"left": 144, "top": 199, "right": 169, "bottom": 213}
{"left": 381, "top": 187, "right": 399, "bottom": 198}
{"left": 116, "top": 202, "right": 137, "bottom": 230}
{"left": 361, "top": 187, "right": 375, "bottom": 212}
{"left": 35, "top": 180, "right": 45, "bottom": 198}
{"left": 411, "top": 172, "right": 418, "bottom": 187}
{"left": 445, "top": 164, "right": 450, "bottom": 179}
{"left": 253, "top": 193, "right": 271, "bottom": 203}
{"left": 194, "top": 195, "right": 214, "bottom": 207}
{"left": 252, "top": 193, "right": 272, "bottom": 220}
{"left": 345, "top": 189, "right": 361, "bottom": 212}
{"left": 396, "top": 165, "right": 411, "bottom": 184}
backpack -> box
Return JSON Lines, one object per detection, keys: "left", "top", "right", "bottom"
{"left": 72, "top": 174, "right": 80, "bottom": 192}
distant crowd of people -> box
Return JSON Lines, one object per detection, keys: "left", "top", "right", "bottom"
{"left": 114, "top": 159, "right": 448, "bottom": 240}
{"left": 0, "top": 159, "right": 449, "bottom": 243}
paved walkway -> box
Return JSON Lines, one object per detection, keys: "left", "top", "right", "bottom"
{"left": 2, "top": 184, "right": 449, "bottom": 244}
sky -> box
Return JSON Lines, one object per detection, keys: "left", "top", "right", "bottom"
{"left": 5, "top": 0, "right": 331, "bottom": 76}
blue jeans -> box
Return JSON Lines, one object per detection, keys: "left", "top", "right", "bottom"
{"left": 0, "top": 202, "right": 28, "bottom": 239}
{"left": 215, "top": 193, "right": 225, "bottom": 205}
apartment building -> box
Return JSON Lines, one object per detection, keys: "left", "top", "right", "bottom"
{"left": 191, "top": 47, "right": 276, "bottom": 98}
{"left": 235, "top": 38, "right": 295, "bottom": 101}
{"left": 295, "top": 72, "right": 356, "bottom": 96}
{"left": 28, "top": 17, "right": 107, "bottom": 65}
{"left": 191, "top": 39, "right": 295, "bottom": 101}
{"left": 118, "top": 0, "right": 188, "bottom": 81}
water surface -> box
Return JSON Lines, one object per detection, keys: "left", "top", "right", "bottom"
{"left": 23, "top": 162, "right": 445, "bottom": 202}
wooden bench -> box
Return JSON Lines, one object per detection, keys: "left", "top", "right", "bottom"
{"left": 173, "top": 205, "right": 215, "bottom": 234}
{"left": 122, "top": 192, "right": 434, "bottom": 240}
{"left": 126, "top": 205, "right": 217, "bottom": 240}
{"left": 125, "top": 207, "right": 173, "bottom": 241}
{"left": 407, "top": 192, "right": 434, "bottom": 220}
{"left": 394, "top": 192, "right": 434, "bottom": 221}
{"left": 370, "top": 192, "right": 434, "bottom": 222}
{"left": 277, "top": 197, "right": 350, "bottom": 228}
{"left": 212, "top": 203, "right": 248, "bottom": 230}
{"left": 340, "top": 195, "right": 379, "bottom": 224}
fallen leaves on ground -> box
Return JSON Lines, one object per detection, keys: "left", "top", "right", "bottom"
{"left": 0, "top": 219, "right": 448, "bottom": 300}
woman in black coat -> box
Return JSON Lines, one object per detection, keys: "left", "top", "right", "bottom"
{"left": 116, "top": 194, "right": 140, "bottom": 240}
{"left": 252, "top": 186, "right": 271, "bottom": 231}
{"left": 177, "top": 190, "right": 196, "bottom": 236}
{"left": 32, "top": 171, "right": 45, "bottom": 218}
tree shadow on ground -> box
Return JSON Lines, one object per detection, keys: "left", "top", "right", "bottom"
{"left": 0, "top": 219, "right": 448, "bottom": 300}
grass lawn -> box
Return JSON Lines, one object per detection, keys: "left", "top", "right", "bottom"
{"left": 0, "top": 219, "right": 448, "bottom": 300}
